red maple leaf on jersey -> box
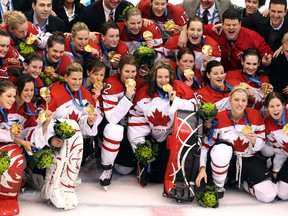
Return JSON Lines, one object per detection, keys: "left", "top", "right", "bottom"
{"left": 69, "top": 110, "right": 79, "bottom": 121}
{"left": 233, "top": 137, "right": 250, "bottom": 153}
{"left": 147, "top": 109, "right": 170, "bottom": 126}
{"left": 281, "top": 140, "right": 288, "bottom": 153}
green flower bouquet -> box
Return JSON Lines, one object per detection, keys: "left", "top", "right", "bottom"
{"left": 197, "top": 102, "right": 218, "bottom": 122}
{"left": 17, "top": 41, "right": 36, "bottom": 57}
{"left": 133, "top": 46, "right": 157, "bottom": 69}
{"left": 196, "top": 185, "right": 219, "bottom": 208}
{"left": 54, "top": 120, "right": 75, "bottom": 140}
{"left": 0, "top": 152, "right": 10, "bottom": 175}
{"left": 39, "top": 72, "right": 64, "bottom": 87}
{"left": 33, "top": 148, "right": 54, "bottom": 169}
{"left": 135, "top": 140, "right": 159, "bottom": 166}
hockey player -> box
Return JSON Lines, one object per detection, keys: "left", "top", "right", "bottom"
{"left": 117, "top": 7, "right": 163, "bottom": 57}
{"left": 38, "top": 32, "right": 72, "bottom": 80}
{"left": 99, "top": 55, "right": 138, "bottom": 190}
{"left": 196, "top": 85, "right": 277, "bottom": 202}
{"left": 81, "top": 59, "right": 106, "bottom": 165}
{"left": 170, "top": 47, "right": 205, "bottom": 90}
{"left": 41, "top": 62, "right": 103, "bottom": 209}
{"left": 128, "top": 60, "right": 198, "bottom": 186}
{"left": 64, "top": 22, "right": 101, "bottom": 66}
{"left": 0, "top": 30, "right": 22, "bottom": 72}
{"left": 2, "top": 11, "right": 49, "bottom": 50}
{"left": 262, "top": 92, "right": 288, "bottom": 200}
{"left": 163, "top": 17, "right": 221, "bottom": 72}
{"left": 0, "top": 80, "right": 24, "bottom": 216}
{"left": 97, "top": 21, "right": 129, "bottom": 76}
{"left": 225, "top": 48, "right": 273, "bottom": 111}
{"left": 138, "top": 0, "right": 188, "bottom": 42}
{"left": 195, "top": 60, "right": 239, "bottom": 112}
{"left": 22, "top": 52, "right": 45, "bottom": 104}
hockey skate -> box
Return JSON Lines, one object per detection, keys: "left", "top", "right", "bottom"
{"left": 136, "top": 162, "right": 149, "bottom": 187}
{"left": 100, "top": 164, "right": 113, "bottom": 191}
{"left": 41, "top": 119, "right": 83, "bottom": 210}
{"left": 163, "top": 110, "right": 203, "bottom": 203}
{"left": 0, "top": 144, "right": 24, "bottom": 216}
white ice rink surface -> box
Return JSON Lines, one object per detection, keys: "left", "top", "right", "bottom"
{"left": 18, "top": 159, "right": 288, "bottom": 216}
{"left": 19, "top": 0, "right": 281, "bottom": 215}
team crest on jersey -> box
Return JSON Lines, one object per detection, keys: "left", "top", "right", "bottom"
{"left": 233, "top": 137, "right": 249, "bottom": 153}
{"left": 147, "top": 109, "right": 170, "bottom": 127}
{"left": 237, "top": 51, "right": 243, "bottom": 60}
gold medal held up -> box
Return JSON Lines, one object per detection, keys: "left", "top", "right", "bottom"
{"left": 10, "top": 123, "right": 20, "bottom": 135}
{"left": 242, "top": 125, "right": 252, "bottom": 135}
{"left": 84, "top": 44, "right": 93, "bottom": 53}
{"left": 183, "top": 69, "right": 194, "bottom": 78}
{"left": 283, "top": 124, "right": 288, "bottom": 135}
{"left": 39, "top": 87, "right": 50, "bottom": 98}
{"left": 25, "top": 36, "right": 35, "bottom": 45}
{"left": 38, "top": 109, "right": 46, "bottom": 122}
{"left": 94, "top": 81, "right": 104, "bottom": 90}
{"left": 163, "top": 83, "right": 173, "bottom": 92}
{"left": 261, "top": 83, "right": 269, "bottom": 96}
{"left": 164, "top": 20, "right": 175, "bottom": 32}
{"left": 202, "top": 45, "right": 213, "bottom": 55}
{"left": 239, "top": 82, "right": 249, "bottom": 89}
{"left": 108, "top": 51, "right": 116, "bottom": 62}
{"left": 86, "top": 104, "right": 95, "bottom": 115}
{"left": 143, "top": 31, "right": 153, "bottom": 40}
{"left": 125, "top": 79, "right": 136, "bottom": 88}
{"left": 44, "top": 66, "right": 54, "bottom": 77}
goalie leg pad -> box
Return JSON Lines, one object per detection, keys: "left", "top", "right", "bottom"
{"left": 0, "top": 144, "right": 24, "bottom": 216}
{"left": 164, "top": 110, "right": 203, "bottom": 202}
{"left": 41, "top": 119, "right": 83, "bottom": 209}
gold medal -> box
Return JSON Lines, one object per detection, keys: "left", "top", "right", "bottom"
{"left": 242, "top": 125, "right": 252, "bottom": 136}
{"left": 44, "top": 66, "right": 54, "bottom": 77}
{"left": 25, "top": 36, "right": 35, "bottom": 45}
{"left": 10, "top": 123, "right": 20, "bottom": 135}
{"left": 164, "top": 20, "right": 175, "bottom": 32}
{"left": 143, "top": 31, "right": 153, "bottom": 40}
{"left": 86, "top": 104, "right": 95, "bottom": 115}
{"left": 202, "top": 45, "right": 213, "bottom": 55}
{"left": 125, "top": 79, "right": 136, "bottom": 88}
{"left": 94, "top": 81, "right": 103, "bottom": 90}
{"left": 39, "top": 87, "right": 50, "bottom": 98}
{"left": 162, "top": 83, "right": 173, "bottom": 92}
{"left": 239, "top": 82, "right": 249, "bottom": 89}
{"left": 108, "top": 51, "right": 116, "bottom": 62}
{"left": 84, "top": 44, "right": 93, "bottom": 53}
{"left": 38, "top": 110, "right": 46, "bottom": 122}
{"left": 283, "top": 124, "right": 288, "bottom": 134}
{"left": 261, "top": 82, "right": 269, "bottom": 96}
{"left": 183, "top": 69, "right": 194, "bottom": 78}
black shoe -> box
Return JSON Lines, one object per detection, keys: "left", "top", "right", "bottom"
{"left": 217, "top": 187, "right": 225, "bottom": 199}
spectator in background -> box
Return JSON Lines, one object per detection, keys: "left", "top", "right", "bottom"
{"left": 242, "top": 0, "right": 288, "bottom": 53}
{"left": 240, "top": 0, "right": 267, "bottom": 18}
{"left": 79, "top": 0, "right": 133, "bottom": 32}
{"left": 269, "top": 32, "right": 288, "bottom": 103}
{"left": 25, "top": 0, "right": 65, "bottom": 33}
{"left": 203, "top": 9, "right": 273, "bottom": 71}
{"left": 53, "top": 0, "right": 86, "bottom": 32}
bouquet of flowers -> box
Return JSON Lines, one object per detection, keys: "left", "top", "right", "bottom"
{"left": 54, "top": 120, "right": 75, "bottom": 140}
{"left": 135, "top": 140, "right": 159, "bottom": 166}
{"left": 0, "top": 151, "right": 10, "bottom": 175}
{"left": 33, "top": 147, "right": 54, "bottom": 169}
{"left": 39, "top": 72, "right": 64, "bottom": 87}
{"left": 17, "top": 41, "right": 36, "bottom": 57}
{"left": 197, "top": 102, "right": 218, "bottom": 122}
{"left": 133, "top": 46, "right": 157, "bottom": 69}
{"left": 196, "top": 185, "right": 219, "bottom": 208}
